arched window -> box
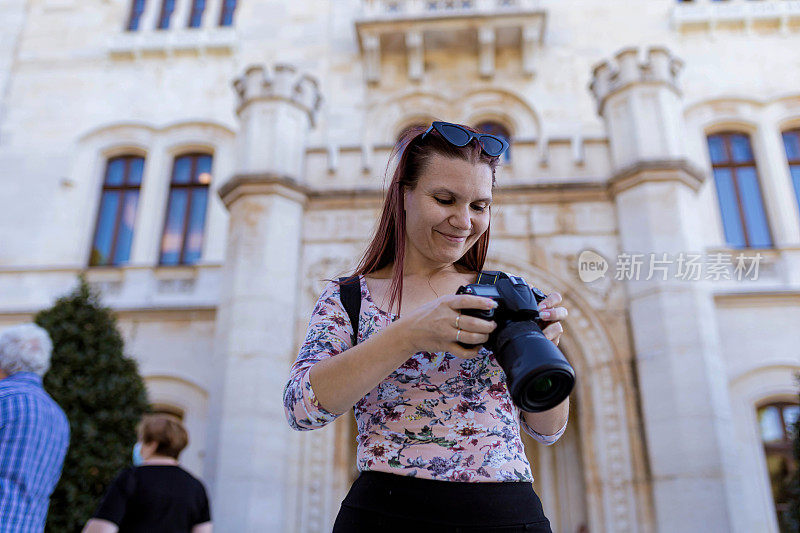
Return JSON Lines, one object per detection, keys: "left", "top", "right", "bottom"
{"left": 157, "top": 0, "right": 175, "bottom": 29}
{"left": 782, "top": 129, "right": 800, "bottom": 219}
{"left": 126, "top": 0, "right": 147, "bottom": 31}
{"left": 706, "top": 132, "right": 773, "bottom": 248}
{"left": 159, "top": 153, "right": 212, "bottom": 266}
{"left": 757, "top": 401, "right": 799, "bottom": 524}
{"left": 219, "top": 0, "right": 237, "bottom": 26}
{"left": 89, "top": 155, "right": 144, "bottom": 267}
{"left": 188, "top": 0, "right": 206, "bottom": 28}
{"left": 475, "top": 121, "right": 511, "bottom": 162}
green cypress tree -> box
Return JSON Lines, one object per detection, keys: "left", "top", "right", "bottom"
{"left": 35, "top": 277, "right": 149, "bottom": 532}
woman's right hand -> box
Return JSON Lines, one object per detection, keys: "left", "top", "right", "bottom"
{"left": 397, "top": 295, "right": 498, "bottom": 359}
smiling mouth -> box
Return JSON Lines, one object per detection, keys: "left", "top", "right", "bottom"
{"left": 436, "top": 231, "right": 468, "bottom": 242}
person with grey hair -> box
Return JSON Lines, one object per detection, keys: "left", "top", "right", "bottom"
{"left": 0, "top": 323, "right": 70, "bottom": 532}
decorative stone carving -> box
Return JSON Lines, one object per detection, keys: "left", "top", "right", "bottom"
{"left": 230, "top": 64, "right": 323, "bottom": 181}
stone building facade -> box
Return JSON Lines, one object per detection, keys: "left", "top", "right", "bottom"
{"left": 1, "top": 0, "right": 799, "bottom": 531}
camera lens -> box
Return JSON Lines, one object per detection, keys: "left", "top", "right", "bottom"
{"left": 531, "top": 377, "right": 552, "bottom": 393}
{"left": 495, "top": 323, "right": 575, "bottom": 412}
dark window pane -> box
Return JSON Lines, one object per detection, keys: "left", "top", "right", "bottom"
{"left": 759, "top": 406, "right": 784, "bottom": 442}
{"left": 127, "top": 0, "right": 147, "bottom": 31}
{"left": 113, "top": 191, "right": 139, "bottom": 264}
{"left": 736, "top": 167, "right": 772, "bottom": 248}
{"left": 730, "top": 134, "right": 754, "bottom": 163}
{"left": 220, "top": 0, "right": 237, "bottom": 26}
{"left": 128, "top": 157, "right": 145, "bottom": 186}
{"left": 784, "top": 131, "right": 800, "bottom": 161}
{"left": 160, "top": 189, "right": 188, "bottom": 265}
{"left": 188, "top": 0, "right": 205, "bottom": 27}
{"left": 105, "top": 158, "right": 126, "bottom": 186}
{"left": 713, "top": 168, "right": 746, "bottom": 248}
{"left": 173, "top": 156, "right": 192, "bottom": 184}
{"left": 707, "top": 135, "right": 728, "bottom": 164}
{"left": 784, "top": 405, "right": 799, "bottom": 433}
{"left": 196, "top": 154, "right": 213, "bottom": 183}
{"left": 91, "top": 191, "right": 120, "bottom": 266}
{"left": 183, "top": 188, "right": 208, "bottom": 264}
{"left": 791, "top": 165, "right": 800, "bottom": 218}
{"left": 158, "top": 0, "right": 175, "bottom": 29}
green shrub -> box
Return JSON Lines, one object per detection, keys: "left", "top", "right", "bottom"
{"left": 35, "top": 277, "right": 149, "bottom": 532}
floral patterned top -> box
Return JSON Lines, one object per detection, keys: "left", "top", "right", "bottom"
{"left": 283, "top": 275, "right": 567, "bottom": 483}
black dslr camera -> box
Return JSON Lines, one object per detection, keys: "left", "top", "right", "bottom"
{"left": 456, "top": 273, "right": 575, "bottom": 413}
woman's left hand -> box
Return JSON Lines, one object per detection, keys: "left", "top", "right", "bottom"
{"left": 537, "top": 292, "right": 567, "bottom": 346}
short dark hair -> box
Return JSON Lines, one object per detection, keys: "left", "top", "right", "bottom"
{"left": 137, "top": 414, "right": 189, "bottom": 459}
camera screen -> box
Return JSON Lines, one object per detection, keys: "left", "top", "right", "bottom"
{"left": 472, "top": 286, "right": 498, "bottom": 297}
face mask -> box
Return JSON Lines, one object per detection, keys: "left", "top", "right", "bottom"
{"left": 132, "top": 442, "right": 144, "bottom": 466}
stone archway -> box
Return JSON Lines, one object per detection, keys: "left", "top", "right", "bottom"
{"left": 489, "top": 258, "right": 652, "bottom": 533}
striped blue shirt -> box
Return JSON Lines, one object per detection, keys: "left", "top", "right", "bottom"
{"left": 0, "top": 372, "right": 69, "bottom": 532}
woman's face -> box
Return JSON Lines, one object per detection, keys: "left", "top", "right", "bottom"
{"left": 403, "top": 152, "right": 493, "bottom": 270}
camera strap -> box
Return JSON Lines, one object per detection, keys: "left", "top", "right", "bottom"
{"left": 476, "top": 270, "right": 503, "bottom": 285}
{"left": 338, "top": 276, "right": 361, "bottom": 346}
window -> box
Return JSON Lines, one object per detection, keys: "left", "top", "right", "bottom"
{"left": 126, "top": 0, "right": 147, "bottom": 31}
{"left": 782, "top": 129, "right": 800, "bottom": 218}
{"left": 757, "top": 402, "right": 799, "bottom": 526}
{"left": 475, "top": 121, "right": 512, "bottom": 162}
{"left": 188, "top": 0, "right": 206, "bottom": 28}
{"left": 707, "top": 133, "right": 773, "bottom": 248}
{"left": 159, "top": 153, "right": 212, "bottom": 266}
{"left": 89, "top": 156, "right": 144, "bottom": 267}
{"left": 219, "top": 0, "right": 237, "bottom": 26}
{"left": 157, "top": 0, "right": 175, "bottom": 30}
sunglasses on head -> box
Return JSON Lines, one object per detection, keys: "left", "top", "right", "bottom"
{"left": 420, "top": 121, "right": 510, "bottom": 158}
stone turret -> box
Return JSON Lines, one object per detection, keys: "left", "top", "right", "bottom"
{"left": 231, "top": 63, "right": 322, "bottom": 180}
{"left": 212, "top": 63, "right": 322, "bottom": 532}
{"left": 591, "top": 47, "right": 690, "bottom": 180}
{"left": 590, "top": 47, "right": 744, "bottom": 533}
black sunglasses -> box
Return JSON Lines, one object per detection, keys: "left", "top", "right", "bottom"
{"left": 420, "top": 121, "right": 510, "bottom": 157}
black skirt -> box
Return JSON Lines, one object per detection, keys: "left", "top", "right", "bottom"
{"left": 332, "top": 470, "right": 553, "bottom": 533}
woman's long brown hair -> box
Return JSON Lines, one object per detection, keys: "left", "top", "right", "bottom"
{"left": 344, "top": 122, "right": 501, "bottom": 316}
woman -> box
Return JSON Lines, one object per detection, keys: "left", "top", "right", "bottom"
{"left": 82, "top": 414, "right": 212, "bottom": 533}
{"left": 283, "top": 121, "right": 570, "bottom": 532}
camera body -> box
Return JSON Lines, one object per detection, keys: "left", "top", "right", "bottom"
{"left": 456, "top": 275, "right": 548, "bottom": 351}
{"left": 456, "top": 273, "right": 575, "bottom": 413}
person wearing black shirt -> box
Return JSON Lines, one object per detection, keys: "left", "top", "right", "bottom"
{"left": 82, "top": 415, "right": 212, "bottom": 533}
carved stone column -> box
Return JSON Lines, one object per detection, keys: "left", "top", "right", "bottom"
{"left": 590, "top": 47, "right": 745, "bottom": 533}
{"left": 210, "top": 63, "right": 321, "bottom": 532}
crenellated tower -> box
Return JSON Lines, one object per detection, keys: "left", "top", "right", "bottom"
{"left": 210, "top": 63, "right": 322, "bottom": 532}
{"left": 591, "top": 47, "right": 745, "bottom": 533}
{"left": 231, "top": 64, "right": 322, "bottom": 179}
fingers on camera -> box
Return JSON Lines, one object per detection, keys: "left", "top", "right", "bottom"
{"left": 452, "top": 294, "right": 496, "bottom": 310}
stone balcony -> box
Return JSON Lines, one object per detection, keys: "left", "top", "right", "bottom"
{"left": 355, "top": 0, "right": 546, "bottom": 83}
{"left": 672, "top": 0, "right": 800, "bottom": 34}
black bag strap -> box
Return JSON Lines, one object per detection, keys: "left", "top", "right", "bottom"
{"left": 339, "top": 271, "right": 510, "bottom": 347}
{"left": 338, "top": 276, "right": 361, "bottom": 346}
